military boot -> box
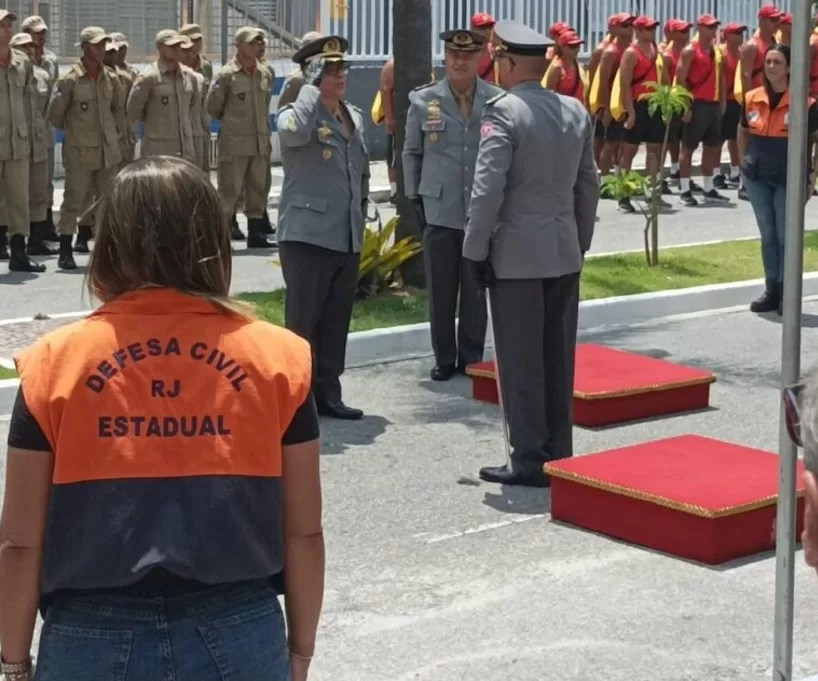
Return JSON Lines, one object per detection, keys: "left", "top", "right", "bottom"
{"left": 0, "top": 227, "right": 8, "bottom": 261}
{"left": 74, "top": 225, "right": 93, "bottom": 254}
{"left": 58, "top": 235, "right": 77, "bottom": 270}
{"left": 230, "top": 214, "right": 245, "bottom": 241}
{"left": 8, "top": 234, "right": 46, "bottom": 273}
{"left": 750, "top": 279, "right": 780, "bottom": 314}
{"left": 43, "top": 208, "right": 59, "bottom": 242}
{"left": 27, "top": 223, "right": 58, "bottom": 256}
{"left": 262, "top": 210, "right": 275, "bottom": 235}
{"left": 246, "top": 217, "right": 276, "bottom": 249}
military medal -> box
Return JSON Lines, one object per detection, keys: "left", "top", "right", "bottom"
{"left": 427, "top": 99, "right": 441, "bottom": 119}
{"left": 429, "top": 132, "right": 438, "bottom": 142}
{"left": 318, "top": 122, "right": 333, "bottom": 139}
{"left": 323, "top": 148, "right": 332, "bottom": 160}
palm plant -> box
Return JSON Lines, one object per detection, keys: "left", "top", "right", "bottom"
{"left": 602, "top": 82, "right": 693, "bottom": 266}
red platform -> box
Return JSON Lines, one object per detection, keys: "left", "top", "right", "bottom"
{"left": 465, "top": 344, "right": 716, "bottom": 427}
{"left": 545, "top": 435, "right": 805, "bottom": 565}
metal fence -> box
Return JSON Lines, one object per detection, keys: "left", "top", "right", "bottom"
{"left": 320, "top": 0, "right": 799, "bottom": 61}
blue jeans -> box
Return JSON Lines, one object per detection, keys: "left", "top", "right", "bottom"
{"left": 744, "top": 177, "right": 787, "bottom": 284}
{"left": 34, "top": 580, "right": 290, "bottom": 681}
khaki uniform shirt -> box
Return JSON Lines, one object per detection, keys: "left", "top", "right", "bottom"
{"left": 114, "top": 66, "right": 136, "bottom": 153}
{"left": 48, "top": 61, "right": 124, "bottom": 170}
{"left": 277, "top": 67, "right": 304, "bottom": 109}
{"left": 27, "top": 63, "right": 53, "bottom": 164}
{"left": 206, "top": 57, "right": 273, "bottom": 160}
{"left": 190, "top": 70, "right": 207, "bottom": 139}
{"left": 41, "top": 49, "right": 59, "bottom": 84}
{"left": 126, "top": 60, "right": 197, "bottom": 161}
{"left": 0, "top": 49, "right": 33, "bottom": 162}
{"left": 194, "top": 55, "right": 213, "bottom": 142}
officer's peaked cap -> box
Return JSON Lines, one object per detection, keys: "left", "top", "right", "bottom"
{"left": 491, "top": 20, "right": 553, "bottom": 57}
{"left": 292, "top": 34, "right": 349, "bottom": 65}
{"left": 440, "top": 29, "right": 485, "bottom": 52}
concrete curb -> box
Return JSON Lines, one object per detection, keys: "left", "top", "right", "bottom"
{"left": 1, "top": 273, "right": 811, "bottom": 412}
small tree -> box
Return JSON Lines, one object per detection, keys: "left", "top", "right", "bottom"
{"left": 601, "top": 82, "right": 692, "bottom": 266}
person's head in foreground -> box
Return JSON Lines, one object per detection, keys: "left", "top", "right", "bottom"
{"left": 785, "top": 370, "right": 818, "bottom": 572}
{"left": 0, "top": 157, "right": 324, "bottom": 681}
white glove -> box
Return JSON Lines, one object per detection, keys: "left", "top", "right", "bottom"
{"left": 303, "top": 59, "right": 324, "bottom": 86}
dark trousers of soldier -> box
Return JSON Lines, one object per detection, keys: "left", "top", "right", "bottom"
{"left": 490, "top": 273, "right": 580, "bottom": 475}
{"left": 423, "top": 225, "right": 487, "bottom": 367}
{"left": 279, "top": 241, "right": 360, "bottom": 405}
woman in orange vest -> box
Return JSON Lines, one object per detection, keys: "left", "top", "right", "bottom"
{"left": 0, "top": 158, "right": 324, "bottom": 681}
{"left": 740, "top": 44, "right": 818, "bottom": 315}
{"left": 543, "top": 30, "right": 585, "bottom": 103}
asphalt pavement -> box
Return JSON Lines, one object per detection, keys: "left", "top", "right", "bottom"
{"left": 3, "top": 174, "right": 818, "bottom": 320}
{"left": 5, "top": 300, "right": 818, "bottom": 679}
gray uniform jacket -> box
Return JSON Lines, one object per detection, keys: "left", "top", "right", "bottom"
{"left": 463, "top": 82, "right": 600, "bottom": 280}
{"left": 276, "top": 84, "right": 370, "bottom": 254}
{"left": 403, "top": 77, "right": 502, "bottom": 231}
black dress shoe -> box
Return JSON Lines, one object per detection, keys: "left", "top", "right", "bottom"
{"left": 316, "top": 400, "right": 364, "bottom": 420}
{"left": 430, "top": 364, "right": 456, "bottom": 381}
{"left": 478, "top": 464, "right": 550, "bottom": 488}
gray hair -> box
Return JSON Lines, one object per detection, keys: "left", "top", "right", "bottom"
{"left": 801, "top": 366, "right": 818, "bottom": 474}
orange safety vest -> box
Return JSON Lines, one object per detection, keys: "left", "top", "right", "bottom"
{"left": 14, "top": 287, "right": 313, "bottom": 594}
{"left": 742, "top": 87, "right": 816, "bottom": 185}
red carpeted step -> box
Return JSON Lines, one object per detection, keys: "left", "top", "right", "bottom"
{"left": 465, "top": 344, "right": 716, "bottom": 427}
{"left": 545, "top": 435, "right": 805, "bottom": 565}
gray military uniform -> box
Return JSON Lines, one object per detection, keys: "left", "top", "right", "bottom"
{"left": 464, "top": 83, "right": 600, "bottom": 472}
{"left": 276, "top": 83, "right": 370, "bottom": 405}
{"left": 403, "top": 76, "right": 502, "bottom": 369}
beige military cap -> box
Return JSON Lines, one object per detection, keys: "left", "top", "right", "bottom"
{"left": 10, "top": 33, "right": 34, "bottom": 48}
{"left": 0, "top": 10, "right": 17, "bottom": 23}
{"left": 109, "top": 31, "right": 129, "bottom": 47}
{"left": 178, "top": 36, "right": 194, "bottom": 50}
{"left": 179, "top": 23, "right": 204, "bottom": 40}
{"left": 105, "top": 41, "right": 119, "bottom": 52}
{"left": 235, "top": 26, "right": 264, "bottom": 44}
{"left": 155, "top": 29, "right": 187, "bottom": 47}
{"left": 21, "top": 15, "right": 47, "bottom": 32}
{"left": 75, "top": 26, "right": 109, "bottom": 47}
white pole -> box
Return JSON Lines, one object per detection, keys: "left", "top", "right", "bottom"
{"left": 773, "top": 0, "right": 810, "bottom": 678}
{"left": 486, "top": 294, "right": 512, "bottom": 468}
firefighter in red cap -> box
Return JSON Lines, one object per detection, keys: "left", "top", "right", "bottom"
{"left": 740, "top": 4, "right": 780, "bottom": 96}
{"left": 544, "top": 30, "right": 585, "bottom": 104}
{"left": 471, "top": 12, "right": 497, "bottom": 84}
{"left": 714, "top": 23, "right": 747, "bottom": 191}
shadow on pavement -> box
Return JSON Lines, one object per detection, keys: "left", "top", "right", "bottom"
{"left": 482, "top": 486, "right": 551, "bottom": 516}
{"left": 0, "top": 271, "right": 39, "bottom": 285}
{"left": 320, "top": 413, "right": 391, "bottom": 456}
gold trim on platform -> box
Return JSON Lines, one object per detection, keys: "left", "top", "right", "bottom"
{"left": 544, "top": 466, "right": 803, "bottom": 518}
{"left": 466, "top": 366, "right": 717, "bottom": 399}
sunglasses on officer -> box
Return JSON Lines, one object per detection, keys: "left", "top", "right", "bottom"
{"left": 784, "top": 382, "right": 805, "bottom": 447}
{"left": 323, "top": 62, "right": 350, "bottom": 77}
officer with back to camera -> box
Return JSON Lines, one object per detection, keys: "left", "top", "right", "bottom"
{"left": 276, "top": 36, "right": 370, "bottom": 421}
{"left": 403, "top": 28, "right": 502, "bottom": 381}
{"left": 464, "top": 21, "right": 600, "bottom": 488}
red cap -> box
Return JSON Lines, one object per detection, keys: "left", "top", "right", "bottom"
{"left": 667, "top": 18, "right": 693, "bottom": 33}
{"left": 548, "top": 21, "right": 572, "bottom": 39}
{"left": 557, "top": 30, "right": 584, "bottom": 47}
{"left": 721, "top": 22, "right": 748, "bottom": 35}
{"left": 633, "top": 16, "right": 659, "bottom": 30}
{"left": 779, "top": 12, "right": 793, "bottom": 25}
{"left": 758, "top": 4, "right": 782, "bottom": 20}
{"left": 470, "top": 12, "right": 495, "bottom": 29}
{"left": 697, "top": 13, "right": 720, "bottom": 27}
{"left": 608, "top": 12, "right": 634, "bottom": 29}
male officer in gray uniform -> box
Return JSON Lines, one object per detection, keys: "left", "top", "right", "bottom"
{"left": 404, "top": 28, "right": 502, "bottom": 382}
{"left": 464, "top": 21, "right": 600, "bottom": 488}
{"left": 276, "top": 35, "right": 370, "bottom": 421}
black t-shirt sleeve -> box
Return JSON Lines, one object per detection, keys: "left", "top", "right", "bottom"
{"left": 282, "top": 390, "right": 320, "bottom": 445}
{"left": 808, "top": 102, "right": 818, "bottom": 136}
{"left": 7, "top": 387, "right": 51, "bottom": 452}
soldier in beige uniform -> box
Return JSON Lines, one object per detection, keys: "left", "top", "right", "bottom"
{"left": 126, "top": 30, "right": 196, "bottom": 162}
{"left": 49, "top": 26, "right": 124, "bottom": 270}
{"left": 178, "top": 38, "right": 208, "bottom": 172}
{"left": 106, "top": 35, "right": 137, "bottom": 163}
{"left": 179, "top": 23, "right": 214, "bottom": 173}
{"left": 8, "top": 32, "right": 56, "bottom": 257}
{"left": 0, "top": 10, "right": 45, "bottom": 273}
{"left": 206, "top": 26, "right": 276, "bottom": 249}
{"left": 22, "top": 14, "right": 59, "bottom": 242}
{"left": 256, "top": 30, "right": 276, "bottom": 238}
{"left": 109, "top": 32, "right": 140, "bottom": 80}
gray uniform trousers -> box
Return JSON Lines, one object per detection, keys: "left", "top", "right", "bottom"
{"left": 279, "top": 241, "right": 360, "bottom": 405}
{"left": 490, "top": 272, "right": 581, "bottom": 474}
{"left": 423, "top": 224, "right": 486, "bottom": 367}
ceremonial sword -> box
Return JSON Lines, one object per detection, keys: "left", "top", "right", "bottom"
{"left": 485, "top": 292, "right": 512, "bottom": 469}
